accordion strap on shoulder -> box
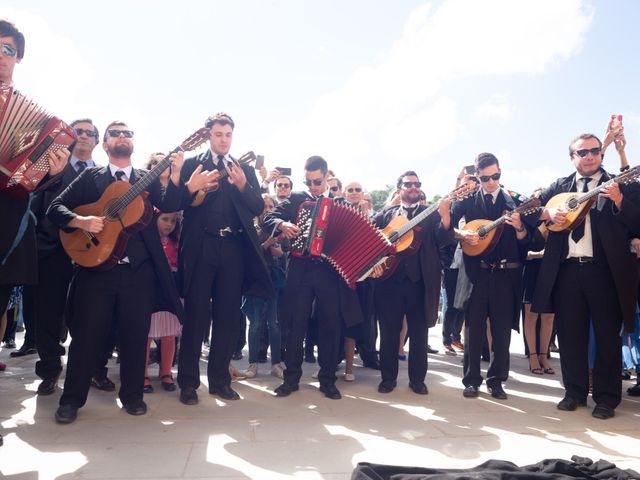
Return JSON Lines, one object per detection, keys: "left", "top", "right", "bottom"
{"left": 1, "top": 193, "right": 36, "bottom": 266}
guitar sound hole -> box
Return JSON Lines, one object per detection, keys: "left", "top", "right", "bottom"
{"left": 566, "top": 197, "right": 578, "bottom": 211}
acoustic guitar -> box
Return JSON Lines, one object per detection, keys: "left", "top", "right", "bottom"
{"left": 189, "top": 151, "right": 256, "bottom": 207}
{"left": 461, "top": 197, "right": 541, "bottom": 257}
{"left": 545, "top": 166, "right": 640, "bottom": 232}
{"left": 374, "top": 179, "right": 479, "bottom": 280}
{"left": 60, "top": 127, "right": 210, "bottom": 270}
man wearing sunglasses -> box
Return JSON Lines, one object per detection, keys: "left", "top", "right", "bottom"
{"left": 532, "top": 133, "right": 640, "bottom": 419}
{"left": 263, "top": 156, "right": 363, "bottom": 400}
{"left": 47, "top": 121, "right": 185, "bottom": 423}
{"left": 371, "top": 171, "right": 453, "bottom": 395}
{"left": 24, "top": 119, "right": 120, "bottom": 396}
{"left": 274, "top": 176, "right": 293, "bottom": 203}
{"left": 327, "top": 177, "right": 343, "bottom": 198}
{"left": 176, "top": 113, "right": 273, "bottom": 406}
{"left": 450, "top": 153, "right": 531, "bottom": 401}
{"left": 0, "top": 20, "right": 70, "bottom": 389}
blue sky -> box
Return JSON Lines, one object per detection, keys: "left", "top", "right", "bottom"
{"left": 4, "top": 0, "right": 639, "bottom": 196}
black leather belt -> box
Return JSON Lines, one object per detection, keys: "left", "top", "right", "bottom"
{"left": 565, "top": 256, "right": 595, "bottom": 264}
{"left": 480, "top": 261, "right": 522, "bottom": 271}
{"left": 206, "top": 227, "right": 244, "bottom": 238}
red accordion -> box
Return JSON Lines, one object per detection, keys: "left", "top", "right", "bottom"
{"left": 0, "top": 83, "right": 76, "bottom": 197}
{"left": 291, "top": 197, "right": 395, "bottom": 288}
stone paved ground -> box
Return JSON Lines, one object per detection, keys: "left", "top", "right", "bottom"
{"left": 1, "top": 329, "right": 640, "bottom": 479}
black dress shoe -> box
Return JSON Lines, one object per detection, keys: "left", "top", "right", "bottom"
{"left": 91, "top": 376, "right": 116, "bottom": 392}
{"left": 409, "top": 382, "right": 429, "bottom": 395}
{"left": 274, "top": 383, "right": 299, "bottom": 397}
{"left": 10, "top": 343, "right": 37, "bottom": 357}
{"left": 209, "top": 384, "right": 240, "bottom": 400}
{"left": 627, "top": 384, "right": 640, "bottom": 396}
{"left": 362, "top": 360, "right": 381, "bottom": 370}
{"left": 304, "top": 352, "right": 317, "bottom": 364}
{"left": 180, "top": 387, "right": 199, "bottom": 405}
{"left": 592, "top": 403, "right": 615, "bottom": 419}
{"left": 377, "top": 380, "right": 397, "bottom": 393}
{"left": 557, "top": 396, "right": 587, "bottom": 411}
{"left": 488, "top": 384, "right": 507, "bottom": 400}
{"left": 231, "top": 350, "right": 243, "bottom": 361}
{"left": 37, "top": 376, "right": 59, "bottom": 396}
{"left": 123, "top": 400, "right": 147, "bottom": 416}
{"left": 319, "top": 383, "right": 342, "bottom": 400}
{"left": 3, "top": 339, "right": 16, "bottom": 349}
{"left": 463, "top": 385, "right": 479, "bottom": 398}
{"left": 55, "top": 404, "right": 78, "bottom": 424}
{"left": 426, "top": 345, "right": 438, "bottom": 354}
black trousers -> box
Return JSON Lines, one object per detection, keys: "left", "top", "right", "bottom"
{"left": 553, "top": 261, "right": 622, "bottom": 408}
{"left": 356, "top": 279, "right": 378, "bottom": 364}
{"left": 375, "top": 277, "right": 427, "bottom": 384}
{"left": 60, "top": 262, "right": 155, "bottom": 408}
{"left": 178, "top": 235, "right": 244, "bottom": 390}
{"left": 442, "top": 268, "right": 464, "bottom": 344}
{"left": 463, "top": 269, "right": 516, "bottom": 388}
{"left": 32, "top": 249, "right": 73, "bottom": 380}
{"left": 282, "top": 260, "right": 342, "bottom": 386}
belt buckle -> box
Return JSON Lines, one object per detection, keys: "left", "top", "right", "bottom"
{"left": 219, "top": 227, "right": 233, "bottom": 237}
{"left": 578, "top": 257, "right": 590, "bottom": 264}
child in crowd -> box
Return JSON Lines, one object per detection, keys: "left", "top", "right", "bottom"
{"left": 144, "top": 211, "right": 182, "bottom": 393}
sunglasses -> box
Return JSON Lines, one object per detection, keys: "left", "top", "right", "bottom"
{"left": 401, "top": 181, "right": 422, "bottom": 188}
{"left": 347, "top": 187, "right": 362, "bottom": 193}
{"left": 572, "top": 147, "right": 601, "bottom": 158}
{"left": 330, "top": 186, "right": 340, "bottom": 192}
{"left": 276, "top": 183, "right": 291, "bottom": 188}
{"left": 74, "top": 127, "right": 97, "bottom": 138}
{"left": 107, "top": 129, "right": 134, "bottom": 138}
{"left": 479, "top": 172, "right": 501, "bottom": 182}
{"left": 304, "top": 178, "right": 324, "bottom": 187}
{"left": 0, "top": 43, "right": 17, "bottom": 57}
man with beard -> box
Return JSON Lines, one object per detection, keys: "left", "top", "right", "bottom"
{"left": 47, "top": 121, "right": 185, "bottom": 423}
{"left": 371, "top": 171, "right": 452, "bottom": 394}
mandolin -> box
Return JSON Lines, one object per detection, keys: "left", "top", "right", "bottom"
{"left": 189, "top": 151, "right": 256, "bottom": 207}
{"left": 545, "top": 166, "right": 640, "bottom": 232}
{"left": 374, "top": 179, "right": 479, "bottom": 280}
{"left": 60, "top": 127, "right": 210, "bottom": 270}
{"left": 461, "top": 197, "right": 541, "bottom": 257}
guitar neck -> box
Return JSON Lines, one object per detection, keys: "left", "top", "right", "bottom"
{"left": 117, "top": 146, "right": 182, "bottom": 208}
{"left": 392, "top": 202, "right": 439, "bottom": 240}
{"left": 576, "top": 167, "right": 640, "bottom": 204}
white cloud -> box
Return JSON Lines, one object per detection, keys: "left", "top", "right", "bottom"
{"left": 473, "top": 95, "right": 513, "bottom": 122}
{"left": 266, "top": 0, "right": 593, "bottom": 191}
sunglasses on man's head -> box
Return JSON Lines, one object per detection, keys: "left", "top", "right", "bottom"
{"left": 572, "top": 147, "right": 601, "bottom": 158}
{"left": 107, "top": 129, "right": 134, "bottom": 138}
{"left": 304, "top": 178, "right": 324, "bottom": 187}
{"left": 74, "top": 127, "right": 97, "bottom": 138}
{"left": 0, "top": 43, "right": 17, "bottom": 57}
{"left": 347, "top": 187, "right": 362, "bottom": 193}
{"left": 276, "top": 183, "right": 291, "bottom": 189}
{"left": 401, "top": 181, "right": 422, "bottom": 189}
{"left": 479, "top": 172, "right": 501, "bottom": 182}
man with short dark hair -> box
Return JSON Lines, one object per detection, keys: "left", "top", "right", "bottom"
{"left": 534, "top": 133, "right": 640, "bottom": 419}
{"left": 372, "top": 171, "right": 453, "bottom": 394}
{"left": 275, "top": 176, "right": 293, "bottom": 203}
{"left": 450, "top": 153, "right": 531, "bottom": 400}
{"left": 176, "top": 112, "right": 273, "bottom": 406}
{"left": 263, "top": 156, "right": 363, "bottom": 399}
{"left": 327, "top": 177, "right": 343, "bottom": 198}
{"left": 48, "top": 121, "right": 185, "bottom": 423}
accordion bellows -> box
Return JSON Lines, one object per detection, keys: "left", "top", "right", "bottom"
{"left": 291, "top": 197, "right": 395, "bottom": 288}
{"left": 0, "top": 83, "right": 75, "bottom": 196}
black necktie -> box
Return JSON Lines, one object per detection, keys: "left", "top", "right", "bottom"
{"left": 114, "top": 170, "right": 127, "bottom": 182}
{"left": 76, "top": 161, "right": 86, "bottom": 173}
{"left": 484, "top": 193, "right": 494, "bottom": 205}
{"left": 217, "top": 154, "right": 226, "bottom": 168}
{"left": 571, "top": 177, "right": 591, "bottom": 242}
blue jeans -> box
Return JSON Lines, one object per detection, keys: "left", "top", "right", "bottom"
{"left": 242, "top": 295, "right": 281, "bottom": 364}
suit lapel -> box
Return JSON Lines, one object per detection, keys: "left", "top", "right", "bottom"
{"left": 596, "top": 169, "right": 611, "bottom": 211}
{"left": 95, "top": 167, "right": 112, "bottom": 193}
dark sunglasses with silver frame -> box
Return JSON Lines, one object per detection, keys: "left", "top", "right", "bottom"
{"left": 107, "top": 129, "right": 134, "bottom": 139}
{"left": 479, "top": 172, "right": 501, "bottom": 182}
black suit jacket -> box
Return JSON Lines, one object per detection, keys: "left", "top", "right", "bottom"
{"left": 531, "top": 169, "right": 640, "bottom": 331}
{"left": 262, "top": 191, "right": 364, "bottom": 327}
{"left": 373, "top": 204, "right": 454, "bottom": 328}
{"left": 46, "top": 166, "right": 185, "bottom": 322}
{"left": 0, "top": 169, "right": 66, "bottom": 286}
{"left": 178, "top": 150, "right": 274, "bottom": 299}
